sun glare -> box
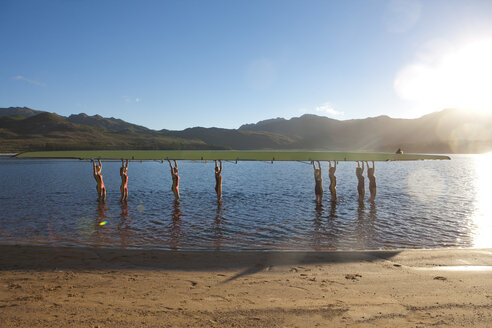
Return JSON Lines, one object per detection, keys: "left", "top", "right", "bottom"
{"left": 471, "top": 152, "right": 492, "bottom": 248}
{"left": 395, "top": 39, "right": 492, "bottom": 115}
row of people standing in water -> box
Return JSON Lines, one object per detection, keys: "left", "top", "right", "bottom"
{"left": 91, "top": 159, "right": 128, "bottom": 203}
{"left": 91, "top": 158, "right": 374, "bottom": 203}
{"left": 91, "top": 158, "right": 224, "bottom": 203}
{"left": 167, "top": 159, "right": 223, "bottom": 201}
{"left": 313, "top": 160, "right": 376, "bottom": 203}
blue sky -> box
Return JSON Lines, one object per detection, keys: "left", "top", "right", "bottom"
{"left": 1, "top": 0, "right": 492, "bottom": 130}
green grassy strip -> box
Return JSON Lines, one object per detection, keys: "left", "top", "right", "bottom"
{"left": 17, "top": 150, "right": 451, "bottom": 161}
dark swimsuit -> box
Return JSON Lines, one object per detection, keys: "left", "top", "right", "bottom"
{"left": 315, "top": 175, "right": 323, "bottom": 195}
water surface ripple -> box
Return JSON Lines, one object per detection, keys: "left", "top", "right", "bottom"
{"left": 0, "top": 155, "right": 489, "bottom": 250}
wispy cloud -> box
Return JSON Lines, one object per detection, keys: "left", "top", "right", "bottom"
{"left": 315, "top": 102, "right": 344, "bottom": 116}
{"left": 12, "top": 75, "right": 45, "bottom": 86}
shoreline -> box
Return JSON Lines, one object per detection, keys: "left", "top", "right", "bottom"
{"left": 1, "top": 245, "right": 491, "bottom": 327}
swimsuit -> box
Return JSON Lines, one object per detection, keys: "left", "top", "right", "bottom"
{"left": 315, "top": 175, "right": 323, "bottom": 195}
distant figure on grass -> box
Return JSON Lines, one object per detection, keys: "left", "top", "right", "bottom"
{"left": 214, "top": 160, "right": 223, "bottom": 201}
{"left": 312, "top": 161, "right": 323, "bottom": 203}
{"left": 120, "top": 159, "right": 129, "bottom": 202}
{"left": 91, "top": 159, "right": 106, "bottom": 202}
{"left": 366, "top": 161, "right": 376, "bottom": 202}
{"left": 167, "top": 159, "right": 180, "bottom": 200}
{"left": 356, "top": 161, "right": 365, "bottom": 202}
{"left": 328, "top": 160, "right": 337, "bottom": 201}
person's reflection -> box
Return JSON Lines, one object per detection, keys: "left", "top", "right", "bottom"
{"left": 170, "top": 199, "right": 182, "bottom": 250}
{"left": 313, "top": 201, "right": 323, "bottom": 249}
{"left": 329, "top": 200, "right": 337, "bottom": 219}
{"left": 118, "top": 201, "right": 132, "bottom": 247}
{"left": 355, "top": 200, "right": 378, "bottom": 248}
{"left": 368, "top": 201, "right": 377, "bottom": 221}
{"left": 213, "top": 202, "right": 225, "bottom": 249}
{"left": 96, "top": 201, "right": 108, "bottom": 226}
{"left": 94, "top": 201, "right": 108, "bottom": 246}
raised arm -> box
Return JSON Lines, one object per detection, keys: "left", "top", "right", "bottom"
{"left": 173, "top": 160, "right": 178, "bottom": 170}
{"left": 219, "top": 160, "right": 222, "bottom": 172}
{"left": 372, "top": 161, "right": 374, "bottom": 172}
{"left": 91, "top": 159, "right": 97, "bottom": 175}
{"left": 361, "top": 161, "right": 365, "bottom": 173}
{"left": 97, "top": 159, "right": 102, "bottom": 169}
{"left": 317, "top": 161, "right": 321, "bottom": 172}
{"left": 167, "top": 159, "right": 173, "bottom": 172}
{"left": 312, "top": 161, "right": 316, "bottom": 170}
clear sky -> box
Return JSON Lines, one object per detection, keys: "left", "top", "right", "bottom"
{"left": 1, "top": 0, "right": 492, "bottom": 130}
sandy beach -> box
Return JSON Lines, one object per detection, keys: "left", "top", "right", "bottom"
{"left": 1, "top": 245, "right": 491, "bottom": 327}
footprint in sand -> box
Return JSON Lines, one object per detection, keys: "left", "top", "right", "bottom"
{"left": 345, "top": 274, "right": 362, "bottom": 281}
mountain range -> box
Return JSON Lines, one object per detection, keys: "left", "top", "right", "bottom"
{"left": 1, "top": 106, "right": 491, "bottom": 153}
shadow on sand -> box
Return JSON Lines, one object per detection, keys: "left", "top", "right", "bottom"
{"left": 0, "top": 245, "right": 399, "bottom": 281}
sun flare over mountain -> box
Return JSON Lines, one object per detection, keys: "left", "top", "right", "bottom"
{"left": 395, "top": 39, "right": 492, "bottom": 116}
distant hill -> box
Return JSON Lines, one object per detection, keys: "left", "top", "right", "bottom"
{"left": 159, "top": 127, "right": 297, "bottom": 150}
{"left": 239, "top": 109, "right": 492, "bottom": 153}
{"left": 0, "top": 107, "right": 44, "bottom": 118}
{"left": 1, "top": 106, "right": 491, "bottom": 153}
{"left": 0, "top": 108, "right": 219, "bottom": 152}
{"left": 67, "top": 113, "right": 152, "bottom": 134}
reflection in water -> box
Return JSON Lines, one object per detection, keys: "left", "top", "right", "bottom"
{"left": 118, "top": 202, "right": 132, "bottom": 247}
{"left": 170, "top": 200, "right": 182, "bottom": 250}
{"left": 313, "top": 202, "right": 324, "bottom": 249}
{"left": 472, "top": 153, "right": 492, "bottom": 247}
{"left": 93, "top": 202, "right": 108, "bottom": 246}
{"left": 354, "top": 201, "right": 378, "bottom": 249}
{"left": 213, "top": 202, "right": 225, "bottom": 249}
{"left": 96, "top": 201, "right": 108, "bottom": 225}
{"left": 329, "top": 201, "right": 337, "bottom": 219}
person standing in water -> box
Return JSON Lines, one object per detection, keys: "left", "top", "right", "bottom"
{"left": 356, "top": 161, "right": 365, "bottom": 202}
{"left": 313, "top": 161, "right": 323, "bottom": 203}
{"left": 91, "top": 159, "right": 106, "bottom": 202}
{"left": 328, "top": 160, "right": 337, "bottom": 201}
{"left": 366, "top": 161, "right": 376, "bottom": 202}
{"left": 120, "top": 159, "right": 129, "bottom": 202}
{"left": 214, "top": 160, "right": 223, "bottom": 201}
{"left": 167, "top": 159, "right": 180, "bottom": 200}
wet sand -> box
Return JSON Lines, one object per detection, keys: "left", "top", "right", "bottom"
{"left": 1, "top": 245, "right": 491, "bottom": 327}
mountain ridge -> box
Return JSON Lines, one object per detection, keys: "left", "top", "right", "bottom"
{"left": 1, "top": 107, "right": 491, "bottom": 153}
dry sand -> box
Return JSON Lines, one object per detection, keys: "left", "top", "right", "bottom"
{"left": 1, "top": 245, "right": 491, "bottom": 327}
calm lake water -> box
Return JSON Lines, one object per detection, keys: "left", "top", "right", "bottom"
{"left": 1, "top": 154, "right": 491, "bottom": 250}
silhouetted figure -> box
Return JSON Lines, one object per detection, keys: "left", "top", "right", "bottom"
{"left": 396, "top": 148, "right": 403, "bottom": 154}
{"left": 356, "top": 161, "right": 365, "bottom": 202}
{"left": 313, "top": 161, "right": 323, "bottom": 203}
{"left": 214, "top": 160, "right": 223, "bottom": 201}
{"left": 366, "top": 161, "right": 376, "bottom": 202}
{"left": 328, "top": 161, "right": 337, "bottom": 201}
